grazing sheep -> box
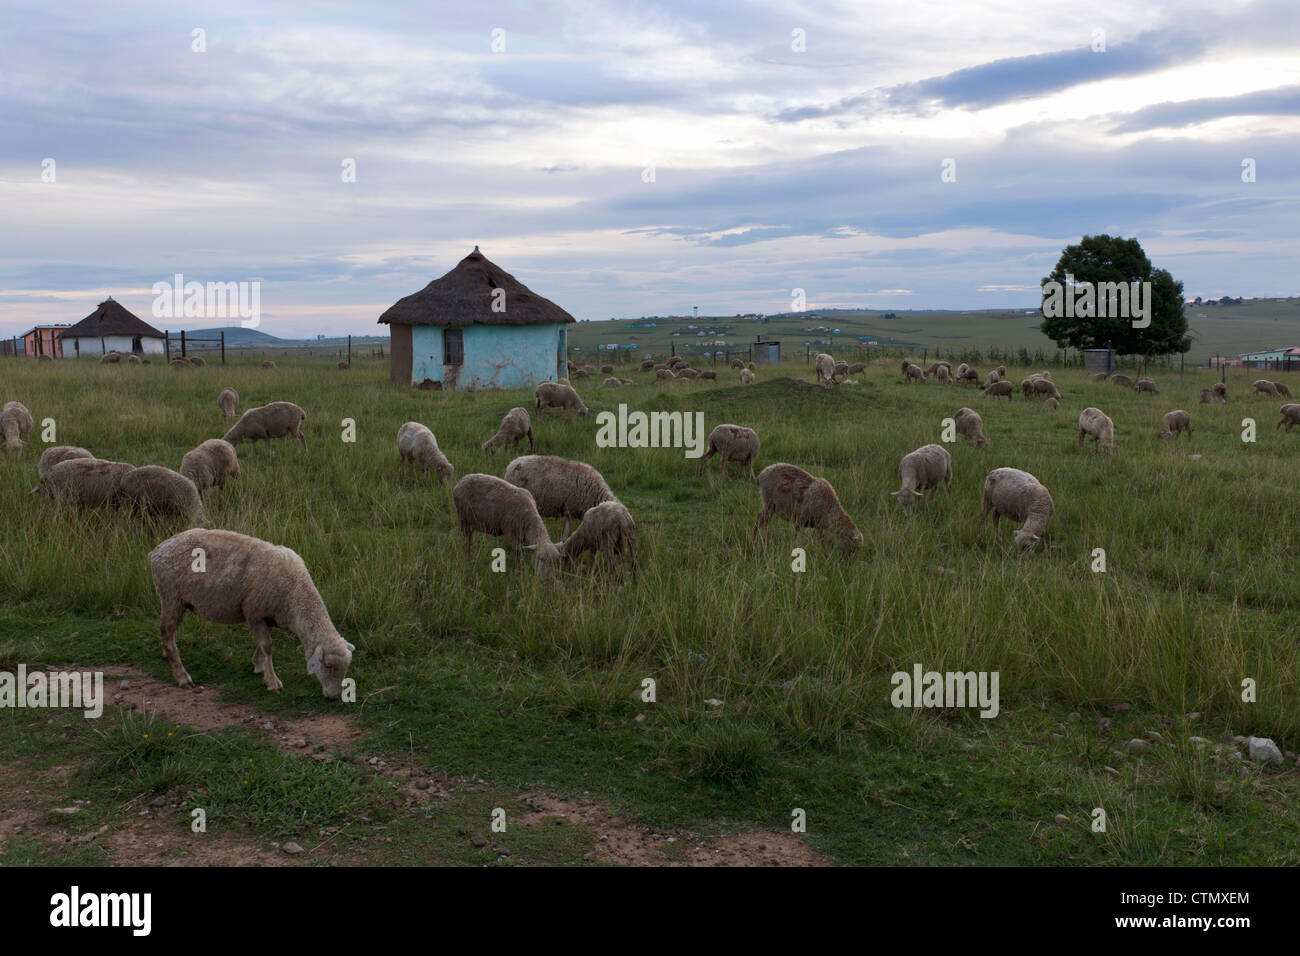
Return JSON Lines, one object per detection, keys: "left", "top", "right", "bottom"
{"left": 223, "top": 401, "right": 307, "bottom": 452}
{"left": 453, "top": 473, "right": 561, "bottom": 579}
{"left": 957, "top": 366, "right": 980, "bottom": 384}
{"left": 954, "top": 408, "right": 989, "bottom": 447}
{"left": 37, "top": 458, "right": 134, "bottom": 508}
{"left": 1093, "top": 372, "right": 1109, "bottom": 382}
{"left": 602, "top": 376, "right": 623, "bottom": 388}
{"left": 995, "top": 365, "right": 1007, "bottom": 379}
{"left": 1136, "top": 377, "right": 1158, "bottom": 393}
{"left": 699, "top": 369, "right": 716, "bottom": 380}
{"left": 483, "top": 406, "right": 534, "bottom": 455}
{"left": 730, "top": 358, "right": 745, "bottom": 369}
{"left": 640, "top": 358, "right": 656, "bottom": 371}
{"left": 127, "top": 354, "right": 141, "bottom": 365}
{"left": 1277, "top": 382, "right": 1294, "bottom": 399}
{"left": 756, "top": 463, "right": 863, "bottom": 553}
{"left": 740, "top": 368, "right": 755, "bottom": 384}
{"left": 924, "top": 361, "right": 951, "bottom": 378}
{"left": 1253, "top": 379, "right": 1281, "bottom": 397}
{"left": 36, "top": 445, "right": 94, "bottom": 482}
{"left": 698, "top": 424, "right": 759, "bottom": 479}
{"left": 1110, "top": 374, "right": 1136, "bottom": 389}
{"left": 977, "top": 467, "right": 1054, "bottom": 558}
{"left": 99, "top": 351, "right": 121, "bottom": 365}
{"left": 903, "top": 363, "right": 925, "bottom": 384}
{"left": 935, "top": 365, "right": 952, "bottom": 384}
{"left": 169, "top": 357, "right": 189, "bottom": 369}
{"left": 180, "top": 439, "right": 241, "bottom": 494}
{"left": 984, "top": 371, "right": 999, "bottom": 388}
{"left": 559, "top": 501, "right": 638, "bottom": 579}
{"left": 955, "top": 363, "right": 969, "bottom": 381}
{"left": 746, "top": 362, "right": 756, "bottom": 371}
{"left": 1199, "top": 388, "right": 1227, "bottom": 405}
{"left": 832, "top": 360, "right": 849, "bottom": 381}
{"left": 981, "top": 381, "right": 1014, "bottom": 401}
{"left": 535, "top": 381, "right": 589, "bottom": 417}
{"left": 188, "top": 355, "right": 206, "bottom": 368}
{"left": 816, "top": 353, "right": 836, "bottom": 388}
{"left": 848, "top": 362, "right": 866, "bottom": 374}
{"left": 1277, "top": 404, "right": 1300, "bottom": 431}
{"left": 677, "top": 367, "right": 700, "bottom": 379}
{"left": 891, "top": 444, "right": 953, "bottom": 512}
{"left": 1029, "top": 377, "right": 1061, "bottom": 400}
{"left": 505, "top": 454, "right": 616, "bottom": 536}
{"left": 655, "top": 368, "right": 678, "bottom": 384}
{"left": 600, "top": 364, "right": 614, "bottom": 375}
{"left": 1020, "top": 378, "right": 1036, "bottom": 398}
{"left": 1213, "top": 382, "right": 1227, "bottom": 399}
{"left": 148, "top": 529, "right": 354, "bottom": 697}
{"left": 1, "top": 401, "right": 34, "bottom": 456}
{"left": 1160, "top": 409, "right": 1191, "bottom": 439}
{"left": 571, "top": 368, "right": 590, "bottom": 379}
{"left": 396, "top": 422, "right": 454, "bottom": 484}
{"left": 1078, "top": 407, "right": 1115, "bottom": 451}
{"left": 1044, "top": 396, "right": 1059, "bottom": 410}
{"left": 261, "top": 360, "right": 276, "bottom": 369}
{"left": 217, "top": 387, "right": 238, "bottom": 422}
{"left": 901, "top": 359, "right": 913, "bottom": 375}
{"left": 668, "top": 355, "right": 688, "bottom": 369}
{"left": 118, "top": 466, "right": 206, "bottom": 526}
{"left": 1034, "top": 370, "right": 1052, "bottom": 381}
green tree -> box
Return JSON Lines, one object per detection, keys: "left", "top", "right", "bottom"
{"left": 1039, "top": 234, "right": 1190, "bottom": 355}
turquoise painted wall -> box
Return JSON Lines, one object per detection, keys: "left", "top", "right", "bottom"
{"left": 410, "top": 323, "right": 566, "bottom": 390}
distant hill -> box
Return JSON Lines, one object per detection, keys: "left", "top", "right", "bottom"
{"left": 186, "top": 327, "right": 387, "bottom": 347}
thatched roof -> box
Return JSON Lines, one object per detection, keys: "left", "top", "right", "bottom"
{"left": 377, "top": 248, "right": 576, "bottom": 328}
{"left": 59, "top": 298, "right": 165, "bottom": 340}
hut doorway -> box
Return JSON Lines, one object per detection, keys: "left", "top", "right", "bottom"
{"left": 132, "top": 335, "right": 143, "bottom": 354}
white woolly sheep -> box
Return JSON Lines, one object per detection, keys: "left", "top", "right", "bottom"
{"left": 535, "top": 381, "right": 589, "bottom": 417}
{"left": 1, "top": 401, "right": 34, "bottom": 456}
{"left": 848, "top": 362, "right": 867, "bottom": 374}
{"left": 995, "top": 365, "right": 1007, "bottom": 379}
{"left": 453, "top": 473, "right": 561, "bottom": 579}
{"left": 1253, "top": 379, "right": 1280, "bottom": 397}
{"left": 954, "top": 407, "right": 989, "bottom": 447}
{"left": 180, "top": 439, "right": 241, "bottom": 494}
{"left": 483, "top": 407, "right": 534, "bottom": 455}
{"left": 1078, "top": 406, "right": 1115, "bottom": 451}
{"left": 602, "top": 376, "right": 623, "bottom": 388}
{"left": 1160, "top": 409, "right": 1191, "bottom": 439}
{"left": 756, "top": 463, "right": 863, "bottom": 553}
{"left": 1213, "top": 382, "right": 1227, "bottom": 399}
{"left": 118, "top": 466, "right": 207, "bottom": 526}
{"left": 984, "top": 371, "right": 999, "bottom": 388}
{"left": 955, "top": 363, "right": 969, "bottom": 380}
{"left": 1044, "top": 396, "right": 1059, "bottom": 410}
{"left": 981, "top": 381, "right": 1014, "bottom": 401}
{"left": 699, "top": 370, "right": 716, "bottom": 380}
{"left": 903, "top": 363, "right": 925, "bottom": 384}
{"left": 37, "top": 457, "right": 133, "bottom": 508}
{"left": 935, "top": 365, "right": 952, "bottom": 384}
{"left": 559, "top": 500, "right": 638, "bottom": 579}
{"left": 1199, "top": 388, "right": 1226, "bottom": 405}
{"left": 891, "top": 444, "right": 952, "bottom": 512}
{"left": 505, "top": 454, "right": 616, "bottom": 536}
{"left": 223, "top": 401, "right": 307, "bottom": 451}
{"left": 815, "top": 353, "right": 836, "bottom": 388}
{"left": 1110, "top": 374, "right": 1136, "bottom": 389}
{"left": 924, "top": 361, "right": 951, "bottom": 378}
{"left": 148, "top": 528, "right": 354, "bottom": 697}
{"left": 218, "top": 387, "right": 238, "bottom": 422}
{"left": 740, "top": 368, "right": 755, "bottom": 384}
{"left": 1136, "top": 377, "right": 1158, "bottom": 393}
{"left": 977, "top": 467, "right": 1054, "bottom": 558}
{"left": 655, "top": 368, "right": 678, "bottom": 384}
{"left": 261, "top": 360, "right": 276, "bottom": 369}
{"left": 957, "top": 366, "right": 980, "bottom": 384}
{"left": 1093, "top": 372, "right": 1108, "bottom": 382}
{"left": 1029, "top": 378, "right": 1061, "bottom": 400}
{"left": 1276, "top": 382, "right": 1294, "bottom": 399}
{"left": 832, "top": 360, "right": 849, "bottom": 381}
{"left": 677, "top": 367, "right": 701, "bottom": 379}
{"left": 99, "top": 351, "right": 121, "bottom": 365}
{"left": 698, "top": 424, "right": 759, "bottom": 479}
{"left": 396, "top": 422, "right": 454, "bottom": 484}
{"left": 1277, "top": 404, "right": 1300, "bottom": 431}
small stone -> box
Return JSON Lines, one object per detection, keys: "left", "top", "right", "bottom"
{"left": 368, "top": 757, "right": 379, "bottom": 765}
{"left": 1108, "top": 701, "right": 1131, "bottom": 714}
{"left": 50, "top": 807, "right": 79, "bottom": 815}
{"left": 1233, "top": 735, "right": 1248, "bottom": 745}
{"left": 1054, "top": 814, "right": 1068, "bottom": 825}
{"left": 470, "top": 834, "right": 487, "bottom": 847}
{"left": 414, "top": 779, "right": 430, "bottom": 790}
{"left": 1098, "top": 717, "right": 1113, "bottom": 733}
{"left": 1186, "top": 712, "right": 1201, "bottom": 721}
{"left": 1126, "top": 738, "right": 1150, "bottom": 754}
{"left": 262, "top": 721, "right": 275, "bottom": 731}
{"left": 1247, "top": 737, "right": 1284, "bottom": 765}
{"left": 1144, "top": 730, "right": 1163, "bottom": 741}
{"left": 293, "top": 738, "right": 308, "bottom": 749}
{"left": 583, "top": 851, "right": 597, "bottom": 861}
{"left": 150, "top": 795, "right": 167, "bottom": 807}
{"left": 1104, "top": 766, "right": 1120, "bottom": 776}
{"left": 1049, "top": 733, "right": 1065, "bottom": 740}
{"left": 119, "top": 679, "right": 131, "bottom": 689}
{"left": 1189, "top": 736, "right": 1210, "bottom": 748}
{"left": 282, "top": 842, "right": 304, "bottom": 856}
{"left": 704, "top": 699, "right": 724, "bottom": 707}
{"left": 634, "top": 714, "right": 645, "bottom": 723}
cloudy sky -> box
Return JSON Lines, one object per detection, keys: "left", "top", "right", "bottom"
{"left": 2, "top": 0, "right": 1297, "bottom": 338}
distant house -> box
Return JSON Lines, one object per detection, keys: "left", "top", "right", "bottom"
{"left": 20, "top": 325, "right": 70, "bottom": 357}
{"left": 1238, "top": 347, "right": 1300, "bottom": 371}
{"left": 377, "top": 247, "right": 575, "bottom": 390}
{"left": 58, "top": 298, "right": 166, "bottom": 357}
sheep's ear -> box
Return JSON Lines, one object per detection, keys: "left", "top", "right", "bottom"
{"left": 889, "top": 491, "right": 900, "bottom": 496}
{"left": 523, "top": 544, "right": 538, "bottom": 551}
{"left": 306, "top": 645, "right": 324, "bottom": 676}
{"left": 915, "top": 489, "right": 925, "bottom": 497}
{"left": 344, "top": 641, "right": 356, "bottom": 655}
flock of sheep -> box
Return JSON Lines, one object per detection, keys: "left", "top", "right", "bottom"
{"left": 6, "top": 348, "right": 1298, "bottom": 699}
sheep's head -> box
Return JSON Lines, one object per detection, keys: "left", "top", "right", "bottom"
{"left": 890, "top": 487, "right": 922, "bottom": 512}
{"left": 437, "top": 461, "right": 455, "bottom": 485}
{"left": 837, "top": 516, "right": 864, "bottom": 553}
{"left": 1014, "top": 530, "right": 1042, "bottom": 556}
{"left": 307, "top": 638, "right": 355, "bottom": 700}
{"left": 525, "top": 541, "right": 562, "bottom": 581}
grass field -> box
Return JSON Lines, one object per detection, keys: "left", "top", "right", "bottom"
{"left": 2, "top": 354, "right": 1298, "bottom": 865}
{"left": 567, "top": 298, "right": 1300, "bottom": 368}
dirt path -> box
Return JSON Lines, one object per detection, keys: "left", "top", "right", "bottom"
{"left": 8, "top": 665, "right": 825, "bottom": 867}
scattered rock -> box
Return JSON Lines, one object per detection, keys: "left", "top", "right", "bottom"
{"left": 1108, "top": 702, "right": 1131, "bottom": 714}
{"left": 119, "top": 679, "right": 131, "bottom": 689}
{"left": 1247, "top": 737, "right": 1284, "bottom": 765}
{"left": 282, "top": 842, "right": 304, "bottom": 856}
{"left": 150, "top": 795, "right": 167, "bottom": 807}
{"left": 1104, "top": 766, "right": 1120, "bottom": 776}
{"left": 1126, "top": 738, "right": 1150, "bottom": 755}
{"left": 1186, "top": 712, "right": 1201, "bottom": 721}
{"left": 704, "top": 699, "right": 724, "bottom": 708}
{"left": 633, "top": 714, "right": 645, "bottom": 723}
{"left": 1098, "top": 717, "right": 1113, "bottom": 733}
{"left": 470, "top": 834, "right": 487, "bottom": 847}
{"left": 1053, "top": 814, "right": 1069, "bottom": 825}
{"left": 414, "top": 779, "right": 430, "bottom": 791}
{"left": 262, "top": 721, "right": 275, "bottom": 731}
{"left": 1144, "top": 730, "right": 1163, "bottom": 742}
{"left": 1189, "top": 736, "right": 1210, "bottom": 749}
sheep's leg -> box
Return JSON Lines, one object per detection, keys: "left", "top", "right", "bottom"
{"left": 562, "top": 518, "right": 572, "bottom": 538}
{"left": 159, "top": 603, "right": 193, "bottom": 689}
{"left": 527, "top": 430, "right": 534, "bottom": 451}
{"left": 697, "top": 444, "right": 716, "bottom": 476}
{"left": 249, "top": 619, "right": 282, "bottom": 693}
{"left": 976, "top": 500, "right": 990, "bottom": 545}
{"left": 460, "top": 526, "right": 474, "bottom": 565}
{"left": 1077, "top": 429, "right": 1085, "bottom": 448}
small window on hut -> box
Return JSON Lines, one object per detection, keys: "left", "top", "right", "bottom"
{"left": 443, "top": 328, "right": 464, "bottom": 366}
